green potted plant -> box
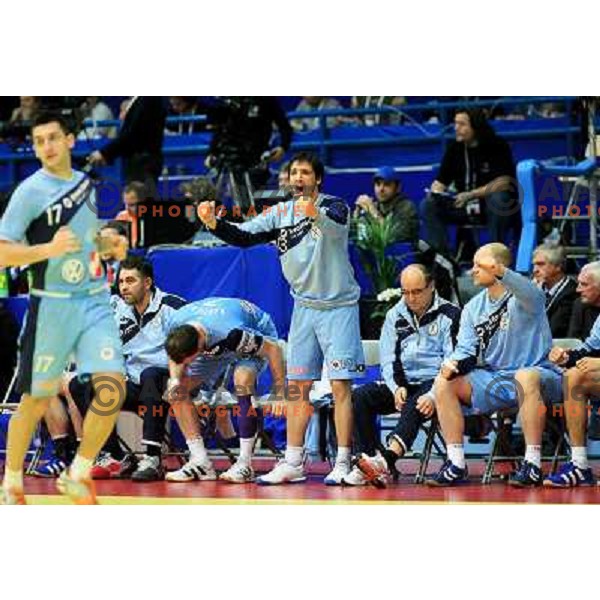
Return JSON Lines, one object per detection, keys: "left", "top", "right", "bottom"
{"left": 354, "top": 214, "right": 403, "bottom": 339}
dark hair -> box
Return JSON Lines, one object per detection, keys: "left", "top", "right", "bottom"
{"left": 288, "top": 152, "right": 325, "bottom": 186}
{"left": 124, "top": 181, "right": 147, "bottom": 200}
{"left": 119, "top": 255, "right": 154, "bottom": 282}
{"left": 179, "top": 176, "right": 218, "bottom": 203}
{"left": 455, "top": 107, "right": 497, "bottom": 144}
{"left": 165, "top": 325, "right": 199, "bottom": 364}
{"left": 31, "top": 110, "right": 72, "bottom": 135}
{"left": 102, "top": 221, "right": 128, "bottom": 237}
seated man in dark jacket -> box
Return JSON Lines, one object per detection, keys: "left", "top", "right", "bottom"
{"left": 532, "top": 244, "right": 577, "bottom": 338}
{"left": 421, "top": 107, "right": 518, "bottom": 256}
{"left": 352, "top": 166, "right": 418, "bottom": 244}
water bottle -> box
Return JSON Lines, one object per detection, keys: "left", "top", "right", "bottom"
{"left": 0, "top": 268, "right": 9, "bottom": 298}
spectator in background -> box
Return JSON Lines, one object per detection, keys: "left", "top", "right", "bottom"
{"left": 351, "top": 96, "right": 406, "bottom": 126}
{"left": 291, "top": 96, "right": 346, "bottom": 132}
{"left": 78, "top": 97, "right": 115, "bottom": 139}
{"left": 166, "top": 97, "right": 205, "bottom": 134}
{"left": 532, "top": 244, "right": 577, "bottom": 338}
{"left": 9, "top": 96, "right": 41, "bottom": 126}
{"left": 420, "top": 107, "right": 518, "bottom": 256}
{"left": 115, "top": 181, "right": 146, "bottom": 248}
{"left": 98, "top": 222, "right": 130, "bottom": 291}
{"left": 353, "top": 166, "right": 418, "bottom": 244}
{"left": 88, "top": 96, "right": 167, "bottom": 194}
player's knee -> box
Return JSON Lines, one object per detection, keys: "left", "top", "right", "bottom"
{"left": 330, "top": 379, "right": 351, "bottom": 401}
{"left": 514, "top": 369, "right": 540, "bottom": 397}
{"left": 433, "top": 375, "right": 454, "bottom": 404}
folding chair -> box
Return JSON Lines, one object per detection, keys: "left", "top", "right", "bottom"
{"left": 482, "top": 405, "right": 570, "bottom": 484}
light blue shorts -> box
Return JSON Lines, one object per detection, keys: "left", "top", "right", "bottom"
{"left": 464, "top": 366, "right": 563, "bottom": 415}
{"left": 287, "top": 303, "right": 365, "bottom": 381}
{"left": 16, "top": 292, "right": 125, "bottom": 398}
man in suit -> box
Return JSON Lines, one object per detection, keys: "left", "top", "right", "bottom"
{"left": 88, "top": 97, "right": 167, "bottom": 195}
{"left": 532, "top": 244, "right": 577, "bottom": 338}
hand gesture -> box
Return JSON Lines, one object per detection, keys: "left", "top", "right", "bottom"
{"left": 48, "top": 227, "right": 81, "bottom": 258}
{"left": 441, "top": 360, "right": 459, "bottom": 380}
{"left": 576, "top": 357, "right": 600, "bottom": 374}
{"left": 549, "top": 346, "right": 569, "bottom": 366}
{"left": 394, "top": 387, "right": 407, "bottom": 411}
{"left": 416, "top": 395, "right": 435, "bottom": 418}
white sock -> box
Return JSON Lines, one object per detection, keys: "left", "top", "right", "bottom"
{"left": 571, "top": 446, "right": 588, "bottom": 469}
{"left": 336, "top": 446, "right": 351, "bottom": 464}
{"left": 285, "top": 446, "right": 304, "bottom": 467}
{"left": 187, "top": 438, "right": 208, "bottom": 464}
{"left": 525, "top": 445, "right": 541, "bottom": 468}
{"left": 239, "top": 437, "right": 254, "bottom": 464}
{"left": 447, "top": 444, "right": 465, "bottom": 469}
{"left": 3, "top": 469, "right": 23, "bottom": 490}
{"left": 70, "top": 455, "right": 94, "bottom": 481}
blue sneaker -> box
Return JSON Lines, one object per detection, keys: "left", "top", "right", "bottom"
{"left": 508, "top": 460, "right": 542, "bottom": 487}
{"left": 30, "top": 457, "right": 67, "bottom": 478}
{"left": 543, "top": 462, "right": 595, "bottom": 488}
{"left": 425, "top": 460, "right": 469, "bottom": 487}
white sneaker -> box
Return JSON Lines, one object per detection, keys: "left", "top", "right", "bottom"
{"left": 356, "top": 452, "right": 390, "bottom": 488}
{"left": 324, "top": 459, "right": 352, "bottom": 486}
{"left": 256, "top": 460, "right": 307, "bottom": 485}
{"left": 342, "top": 464, "right": 368, "bottom": 486}
{"left": 165, "top": 459, "right": 217, "bottom": 482}
{"left": 220, "top": 460, "right": 255, "bottom": 484}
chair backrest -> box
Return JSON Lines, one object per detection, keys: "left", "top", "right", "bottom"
{"left": 552, "top": 338, "right": 581, "bottom": 349}
{"left": 362, "top": 340, "right": 380, "bottom": 366}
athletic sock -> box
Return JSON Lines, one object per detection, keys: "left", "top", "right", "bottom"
{"left": 525, "top": 445, "right": 541, "bottom": 468}
{"left": 571, "top": 446, "right": 588, "bottom": 470}
{"left": 447, "top": 444, "right": 465, "bottom": 469}
{"left": 285, "top": 446, "right": 304, "bottom": 467}
{"left": 70, "top": 454, "right": 94, "bottom": 481}
{"left": 239, "top": 437, "right": 254, "bottom": 465}
{"left": 187, "top": 437, "right": 208, "bottom": 464}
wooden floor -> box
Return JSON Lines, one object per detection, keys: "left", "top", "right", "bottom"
{"left": 10, "top": 458, "right": 600, "bottom": 505}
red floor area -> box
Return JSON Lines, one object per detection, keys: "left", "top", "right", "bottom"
{"left": 13, "top": 459, "right": 600, "bottom": 504}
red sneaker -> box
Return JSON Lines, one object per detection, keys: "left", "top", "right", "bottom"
{"left": 90, "top": 452, "right": 136, "bottom": 479}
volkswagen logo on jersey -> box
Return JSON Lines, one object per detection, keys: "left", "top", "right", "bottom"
{"left": 61, "top": 259, "right": 85, "bottom": 284}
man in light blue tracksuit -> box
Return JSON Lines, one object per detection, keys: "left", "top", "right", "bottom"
{"left": 198, "top": 152, "right": 365, "bottom": 485}
{"left": 427, "top": 243, "right": 562, "bottom": 488}
{"left": 344, "top": 264, "right": 461, "bottom": 487}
